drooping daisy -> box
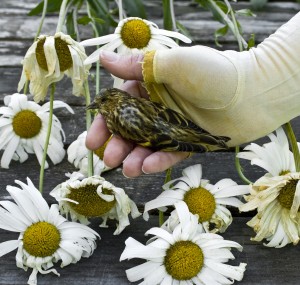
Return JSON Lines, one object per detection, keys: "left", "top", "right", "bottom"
{"left": 0, "top": 93, "right": 73, "bottom": 169}
{"left": 237, "top": 127, "right": 295, "bottom": 176}
{"left": 121, "top": 201, "right": 246, "bottom": 284}
{"left": 81, "top": 17, "right": 191, "bottom": 65}
{"left": 67, "top": 131, "right": 111, "bottom": 176}
{"left": 0, "top": 177, "right": 99, "bottom": 285}
{"left": 240, "top": 172, "right": 300, "bottom": 248}
{"left": 144, "top": 164, "right": 250, "bottom": 233}
{"left": 18, "top": 32, "right": 91, "bottom": 102}
{"left": 50, "top": 172, "right": 141, "bottom": 235}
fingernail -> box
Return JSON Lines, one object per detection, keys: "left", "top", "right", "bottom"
{"left": 122, "top": 170, "right": 131, "bottom": 179}
{"left": 100, "top": 50, "right": 118, "bottom": 62}
{"left": 142, "top": 166, "right": 150, "bottom": 175}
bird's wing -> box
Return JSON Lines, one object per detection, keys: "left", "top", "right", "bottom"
{"left": 140, "top": 133, "right": 208, "bottom": 152}
{"left": 151, "top": 101, "right": 208, "bottom": 131}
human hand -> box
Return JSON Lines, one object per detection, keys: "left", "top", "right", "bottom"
{"left": 85, "top": 51, "right": 190, "bottom": 178}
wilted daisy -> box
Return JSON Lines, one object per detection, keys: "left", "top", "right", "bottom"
{"left": 144, "top": 164, "right": 249, "bottom": 233}
{"left": 240, "top": 172, "right": 300, "bottom": 248}
{"left": 81, "top": 17, "right": 191, "bottom": 65}
{"left": 121, "top": 201, "right": 246, "bottom": 284}
{"left": 50, "top": 172, "right": 141, "bottom": 235}
{"left": 18, "top": 32, "right": 91, "bottom": 102}
{"left": 0, "top": 177, "right": 99, "bottom": 285}
{"left": 0, "top": 93, "right": 73, "bottom": 169}
{"left": 67, "top": 131, "right": 111, "bottom": 176}
{"left": 237, "top": 127, "right": 295, "bottom": 176}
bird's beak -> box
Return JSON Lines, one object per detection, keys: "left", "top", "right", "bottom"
{"left": 86, "top": 101, "right": 98, "bottom": 110}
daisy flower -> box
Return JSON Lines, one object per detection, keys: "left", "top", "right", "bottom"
{"left": 0, "top": 93, "right": 73, "bottom": 169}
{"left": 237, "top": 127, "right": 295, "bottom": 176}
{"left": 144, "top": 164, "right": 249, "bottom": 233}
{"left": 67, "top": 131, "right": 111, "bottom": 176}
{"left": 50, "top": 172, "right": 141, "bottom": 235}
{"left": 240, "top": 172, "right": 300, "bottom": 248}
{"left": 18, "top": 32, "right": 91, "bottom": 102}
{"left": 0, "top": 177, "right": 99, "bottom": 285}
{"left": 121, "top": 201, "right": 246, "bottom": 284}
{"left": 81, "top": 17, "right": 191, "bottom": 65}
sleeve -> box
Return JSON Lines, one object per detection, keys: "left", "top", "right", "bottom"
{"left": 142, "top": 12, "right": 300, "bottom": 147}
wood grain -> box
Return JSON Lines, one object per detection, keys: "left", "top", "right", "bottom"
{"left": 1, "top": 1, "right": 300, "bottom": 284}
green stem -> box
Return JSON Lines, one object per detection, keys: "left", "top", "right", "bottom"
{"left": 284, "top": 122, "right": 300, "bottom": 172}
{"left": 220, "top": 0, "right": 252, "bottom": 184}
{"left": 235, "top": 146, "right": 252, "bottom": 184}
{"left": 39, "top": 84, "right": 55, "bottom": 193}
{"left": 118, "top": 0, "right": 123, "bottom": 21}
{"left": 34, "top": 0, "right": 48, "bottom": 42}
{"left": 56, "top": 0, "right": 69, "bottom": 33}
{"left": 207, "top": 0, "right": 247, "bottom": 49}
{"left": 159, "top": 167, "right": 172, "bottom": 226}
{"left": 223, "top": 0, "right": 244, "bottom": 51}
{"left": 23, "top": 0, "right": 48, "bottom": 95}
{"left": 85, "top": 80, "right": 94, "bottom": 177}
{"left": 162, "top": 0, "right": 176, "bottom": 31}
{"left": 87, "top": 2, "right": 100, "bottom": 94}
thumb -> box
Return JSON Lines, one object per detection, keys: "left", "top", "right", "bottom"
{"left": 100, "top": 51, "right": 144, "bottom": 81}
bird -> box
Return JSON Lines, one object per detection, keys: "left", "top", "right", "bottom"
{"left": 87, "top": 88, "right": 230, "bottom": 153}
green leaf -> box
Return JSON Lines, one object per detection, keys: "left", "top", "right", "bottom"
{"left": 123, "top": 0, "right": 147, "bottom": 18}
{"left": 250, "top": 0, "right": 268, "bottom": 10}
{"left": 236, "top": 9, "right": 256, "bottom": 17}
{"left": 66, "top": 10, "right": 77, "bottom": 39}
{"left": 86, "top": 0, "right": 115, "bottom": 35}
{"left": 77, "top": 15, "right": 93, "bottom": 25}
{"left": 214, "top": 24, "right": 228, "bottom": 47}
{"left": 176, "top": 21, "right": 193, "bottom": 42}
{"left": 28, "top": 0, "right": 63, "bottom": 16}
{"left": 247, "top": 33, "right": 256, "bottom": 50}
{"left": 93, "top": 18, "right": 105, "bottom": 25}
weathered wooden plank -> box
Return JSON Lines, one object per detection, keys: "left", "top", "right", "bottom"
{"left": 0, "top": 216, "right": 299, "bottom": 284}
{"left": 0, "top": 151, "right": 275, "bottom": 204}
{"left": 1, "top": 2, "right": 300, "bottom": 68}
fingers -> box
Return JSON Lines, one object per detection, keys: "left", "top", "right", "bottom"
{"left": 142, "top": 152, "right": 190, "bottom": 174}
{"left": 86, "top": 115, "right": 110, "bottom": 150}
{"left": 121, "top": 150, "right": 190, "bottom": 177}
{"left": 121, "top": 80, "right": 149, "bottom": 99}
{"left": 103, "top": 136, "right": 134, "bottom": 168}
{"left": 100, "top": 51, "right": 144, "bottom": 81}
{"left": 122, "top": 146, "right": 153, "bottom": 178}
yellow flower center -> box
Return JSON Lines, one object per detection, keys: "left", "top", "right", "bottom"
{"left": 164, "top": 241, "right": 203, "bottom": 280}
{"left": 120, "top": 19, "right": 151, "bottom": 49}
{"left": 277, "top": 179, "right": 299, "bottom": 210}
{"left": 67, "top": 184, "right": 116, "bottom": 217}
{"left": 36, "top": 37, "right": 72, "bottom": 72}
{"left": 183, "top": 187, "right": 216, "bottom": 222}
{"left": 23, "top": 222, "right": 60, "bottom": 257}
{"left": 93, "top": 136, "right": 111, "bottom": 160}
{"left": 12, "top": 110, "right": 42, "bottom": 138}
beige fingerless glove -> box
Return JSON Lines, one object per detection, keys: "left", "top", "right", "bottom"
{"left": 142, "top": 12, "right": 300, "bottom": 147}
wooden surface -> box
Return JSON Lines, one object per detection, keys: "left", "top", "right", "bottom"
{"left": 1, "top": 1, "right": 300, "bottom": 284}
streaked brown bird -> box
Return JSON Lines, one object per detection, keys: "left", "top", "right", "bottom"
{"left": 87, "top": 88, "right": 230, "bottom": 152}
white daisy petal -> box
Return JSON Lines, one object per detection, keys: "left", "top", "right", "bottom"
{"left": 121, "top": 204, "right": 246, "bottom": 284}
{"left": 82, "top": 17, "right": 191, "bottom": 66}
{"left": 145, "top": 164, "right": 244, "bottom": 233}
{"left": 241, "top": 172, "right": 300, "bottom": 247}
{"left": 50, "top": 173, "right": 139, "bottom": 234}
{"left": 0, "top": 94, "right": 71, "bottom": 169}
{"left": 126, "top": 261, "right": 161, "bottom": 282}
{"left": 18, "top": 33, "right": 90, "bottom": 102}
{"left": 0, "top": 178, "right": 98, "bottom": 283}
{"left": 0, "top": 240, "right": 19, "bottom": 257}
